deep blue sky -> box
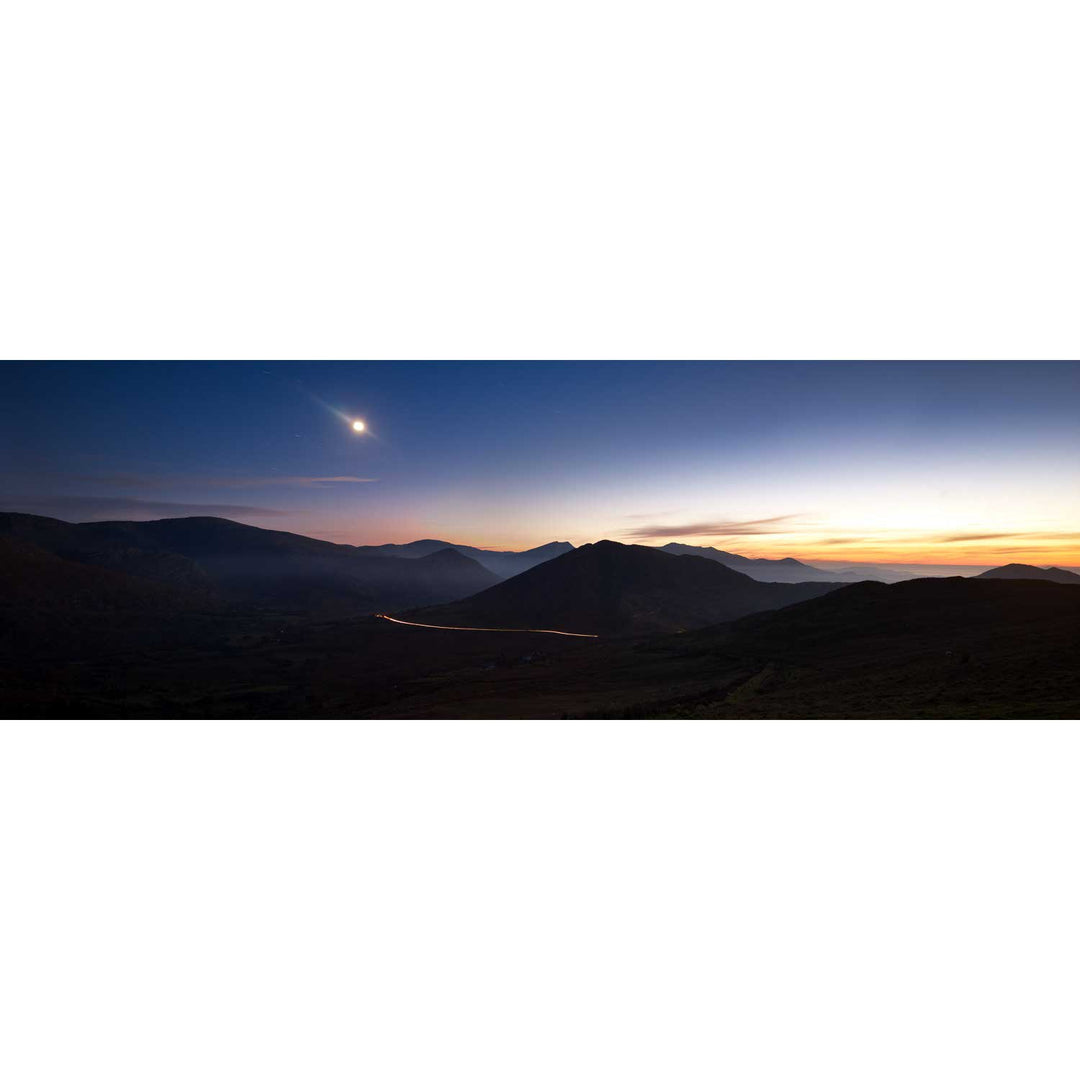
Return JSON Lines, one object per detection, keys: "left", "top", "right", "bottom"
{"left": 2, "top": 361, "right": 1078, "bottom": 564}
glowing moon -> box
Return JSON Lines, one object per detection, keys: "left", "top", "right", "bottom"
{"left": 352, "top": 420, "right": 366, "bottom": 433}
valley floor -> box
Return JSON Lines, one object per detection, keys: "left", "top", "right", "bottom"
{"left": 4, "top": 593, "right": 1078, "bottom": 719}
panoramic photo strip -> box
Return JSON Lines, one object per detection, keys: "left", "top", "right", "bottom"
{"left": 2, "top": 360, "right": 1078, "bottom": 718}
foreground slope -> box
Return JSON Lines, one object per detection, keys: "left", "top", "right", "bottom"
{"left": 366, "top": 576, "right": 1080, "bottom": 718}
{"left": 410, "top": 540, "right": 845, "bottom": 636}
{"left": 594, "top": 576, "right": 1080, "bottom": 718}
{"left": 5, "top": 569, "right": 1077, "bottom": 719}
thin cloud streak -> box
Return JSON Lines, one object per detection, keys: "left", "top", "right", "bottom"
{"left": 620, "top": 515, "right": 803, "bottom": 540}
{"left": 0, "top": 495, "right": 298, "bottom": 519}
{"left": 936, "top": 532, "right": 1020, "bottom": 543}
{"left": 934, "top": 530, "right": 1080, "bottom": 544}
{"left": 216, "top": 475, "right": 378, "bottom": 488}
{"left": 66, "top": 473, "right": 378, "bottom": 489}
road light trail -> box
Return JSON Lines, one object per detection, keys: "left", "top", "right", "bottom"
{"left": 376, "top": 614, "right": 598, "bottom": 638}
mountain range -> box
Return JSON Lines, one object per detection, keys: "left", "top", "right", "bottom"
{"left": 411, "top": 540, "right": 847, "bottom": 636}
{"left": 0, "top": 512, "right": 501, "bottom": 620}
{"left": 657, "top": 542, "right": 914, "bottom": 583}
{"left": 3, "top": 511, "right": 1078, "bottom": 718}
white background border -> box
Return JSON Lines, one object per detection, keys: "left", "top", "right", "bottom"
{"left": 3, "top": 720, "right": 1080, "bottom": 1078}
{"left": 2, "top": 1, "right": 1077, "bottom": 359}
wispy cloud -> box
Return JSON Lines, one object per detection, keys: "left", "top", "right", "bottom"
{"left": 984, "top": 545, "right": 1079, "bottom": 557}
{"left": 935, "top": 532, "right": 1019, "bottom": 543}
{"left": 0, "top": 495, "right": 297, "bottom": 519}
{"left": 934, "top": 530, "right": 1080, "bottom": 544}
{"left": 66, "top": 473, "right": 378, "bottom": 490}
{"left": 620, "top": 514, "right": 802, "bottom": 540}
{"left": 209, "top": 475, "right": 378, "bottom": 488}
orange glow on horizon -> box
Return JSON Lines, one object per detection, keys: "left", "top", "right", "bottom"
{"left": 302, "top": 529, "right": 1080, "bottom": 566}
{"left": 656, "top": 535, "right": 1080, "bottom": 567}
{"left": 284, "top": 514, "right": 1080, "bottom": 568}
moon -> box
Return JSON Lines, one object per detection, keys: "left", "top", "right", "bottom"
{"left": 352, "top": 420, "right": 366, "bottom": 433}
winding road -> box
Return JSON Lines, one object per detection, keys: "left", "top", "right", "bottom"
{"left": 376, "top": 614, "right": 598, "bottom": 639}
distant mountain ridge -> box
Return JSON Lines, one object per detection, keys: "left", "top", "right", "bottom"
{"left": 976, "top": 563, "right": 1080, "bottom": 584}
{"left": 659, "top": 542, "right": 843, "bottom": 582}
{"left": 657, "top": 542, "right": 912, "bottom": 584}
{"left": 411, "top": 539, "right": 846, "bottom": 636}
{"left": 354, "top": 539, "right": 574, "bottom": 578}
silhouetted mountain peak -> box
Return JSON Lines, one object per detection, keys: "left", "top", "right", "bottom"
{"left": 351, "top": 538, "right": 573, "bottom": 578}
{"left": 418, "top": 546, "right": 482, "bottom": 566}
{"left": 413, "top": 539, "right": 844, "bottom": 635}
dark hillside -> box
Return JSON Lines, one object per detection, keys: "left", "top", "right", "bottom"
{"left": 0, "top": 512, "right": 214, "bottom": 591}
{"left": 0, "top": 513, "right": 501, "bottom": 616}
{"left": 370, "top": 577, "right": 1080, "bottom": 719}
{"left": 600, "top": 577, "right": 1080, "bottom": 718}
{"left": 0, "top": 535, "right": 219, "bottom": 660}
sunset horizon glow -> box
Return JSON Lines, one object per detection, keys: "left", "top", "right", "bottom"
{"left": 3, "top": 361, "right": 1078, "bottom": 572}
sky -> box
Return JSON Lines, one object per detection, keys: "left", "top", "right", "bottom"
{"left": 2, "top": 360, "right": 1079, "bottom": 567}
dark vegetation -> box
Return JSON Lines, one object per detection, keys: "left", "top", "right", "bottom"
{"left": 1, "top": 513, "right": 1077, "bottom": 719}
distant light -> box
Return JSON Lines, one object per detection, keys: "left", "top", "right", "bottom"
{"left": 352, "top": 420, "right": 366, "bottom": 433}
